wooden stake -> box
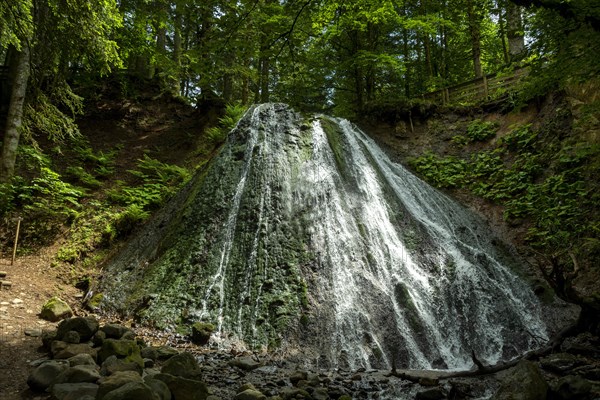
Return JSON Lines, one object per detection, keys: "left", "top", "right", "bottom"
{"left": 11, "top": 217, "right": 22, "bottom": 266}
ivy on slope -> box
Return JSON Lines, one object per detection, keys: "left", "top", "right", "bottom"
{"left": 409, "top": 112, "right": 600, "bottom": 293}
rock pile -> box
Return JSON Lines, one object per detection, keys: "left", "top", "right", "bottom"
{"left": 27, "top": 315, "right": 600, "bottom": 399}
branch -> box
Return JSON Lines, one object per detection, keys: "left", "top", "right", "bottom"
{"left": 509, "top": 0, "right": 600, "bottom": 31}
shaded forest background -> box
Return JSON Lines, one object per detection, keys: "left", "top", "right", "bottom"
{"left": 0, "top": 0, "right": 599, "bottom": 314}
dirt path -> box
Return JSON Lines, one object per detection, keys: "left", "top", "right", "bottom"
{"left": 0, "top": 248, "right": 81, "bottom": 399}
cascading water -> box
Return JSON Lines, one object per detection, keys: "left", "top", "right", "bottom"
{"left": 100, "top": 103, "right": 575, "bottom": 371}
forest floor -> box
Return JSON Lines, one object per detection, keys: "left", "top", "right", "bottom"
{"left": 0, "top": 248, "right": 80, "bottom": 399}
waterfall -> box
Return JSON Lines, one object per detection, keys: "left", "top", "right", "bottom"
{"left": 100, "top": 103, "right": 576, "bottom": 371}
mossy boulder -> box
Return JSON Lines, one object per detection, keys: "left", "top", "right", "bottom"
{"left": 98, "top": 339, "right": 144, "bottom": 368}
{"left": 161, "top": 352, "right": 201, "bottom": 378}
{"left": 152, "top": 373, "right": 210, "bottom": 400}
{"left": 494, "top": 360, "right": 548, "bottom": 400}
{"left": 56, "top": 316, "right": 100, "bottom": 341}
{"left": 40, "top": 297, "right": 73, "bottom": 322}
{"left": 191, "top": 322, "right": 214, "bottom": 345}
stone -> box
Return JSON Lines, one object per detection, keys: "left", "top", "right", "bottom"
{"left": 68, "top": 353, "right": 97, "bottom": 367}
{"left": 40, "top": 297, "right": 73, "bottom": 322}
{"left": 152, "top": 373, "right": 210, "bottom": 400}
{"left": 102, "top": 381, "right": 159, "bottom": 400}
{"left": 2, "top": 281, "right": 12, "bottom": 289}
{"left": 50, "top": 382, "right": 99, "bottom": 400}
{"left": 144, "top": 376, "right": 172, "bottom": 400}
{"left": 494, "top": 360, "right": 548, "bottom": 400}
{"left": 93, "top": 330, "right": 107, "bottom": 346}
{"left": 101, "top": 323, "right": 133, "bottom": 339}
{"left": 54, "top": 343, "right": 98, "bottom": 361}
{"left": 235, "top": 389, "right": 267, "bottom": 400}
{"left": 27, "top": 360, "right": 69, "bottom": 391}
{"left": 312, "top": 388, "right": 329, "bottom": 400}
{"left": 540, "top": 353, "right": 583, "bottom": 374}
{"left": 41, "top": 329, "right": 57, "bottom": 349}
{"left": 289, "top": 370, "right": 308, "bottom": 386}
{"left": 419, "top": 377, "right": 440, "bottom": 387}
{"left": 56, "top": 316, "right": 99, "bottom": 341}
{"left": 144, "top": 358, "right": 155, "bottom": 368}
{"left": 24, "top": 327, "right": 42, "bottom": 337}
{"left": 416, "top": 387, "right": 447, "bottom": 400}
{"left": 191, "top": 322, "right": 214, "bottom": 345}
{"left": 553, "top": 375, "right": 592, "bottom": 400}
{"left": 63, "top": 330, "right": 81, "bottom": 344}
{"left": 279, "top": 387, "right": 311, "bottom": 399}
{"left": 55, "top": 365, "right": 101, "bottom": 384}
{"left": 156, "top": 345, "right": 179, "bottom": 360}
{"left": 561, "top": 333, "right": 600, "bottom": 357}
{"left": 229, "top": 356, "right": 263, "bottom": 372}
{"left": 100, "top": 355, "right": 143, "bottom": 376}
{"left": 97, "top": 370, "right": 143, "bottom": 399}
{"left": 141, "top": 346, "right": 159, "bottom": 360}
{"left": 161, "top": 352, "right": 201, "bottom": 378}
{"left": 12, "top": 298, "right": 23, "bottom": 304}
{"left": 98, "top": 339, "right": 144, "bottom": 367}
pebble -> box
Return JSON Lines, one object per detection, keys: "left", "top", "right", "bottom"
{"left": 12, "top": 298, "right": 23, "bottom": 305}
{"left": 0, "top": 306, "right": 7, "bottom": 313}
{"left": 25, "top": 328, "right": 43, "bottom": 337}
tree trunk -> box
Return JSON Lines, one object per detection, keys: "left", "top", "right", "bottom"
{"left": 0, "top": 44, "right": 30, "bottom": 183}
{"left": 498, "top": 7, "right": 511, "bottom": 64}
{"left": 507, "top": 2, "right": 525, "bottom": 60}
{"left": 467, "top": 0, "right": 483, "bottom": 78}
{"left": 172, "top": 6, "right": 183, "bottom": 95}
{"left": 260, "top": 57, "right": 270, "bottom": 103}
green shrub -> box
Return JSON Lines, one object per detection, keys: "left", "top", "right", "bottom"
{"left": 452, "top": 119, "right": 498, "bottom": 145}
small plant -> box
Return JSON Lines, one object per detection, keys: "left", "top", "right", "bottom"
{"left": 205, "top": 103, "right": 247, "bottom": 146}
{"left": 452, "top": 119, "right": 498, "bottom": 145}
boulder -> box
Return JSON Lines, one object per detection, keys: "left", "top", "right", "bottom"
{"left": 63, "top": 330, "right": 81, "bottom": 344}
{"left": 101, "top": 323, "right": 133, "bottom": 339}
{"left": 56, "top": 316, "right": 100, "bottom": 341}
{"left": 102, "top": 381, "right": 159, "bottom": 400}
{"left": 152, "top": 373, "right": 210, "bottom": 400}
{"left": 41, "top": 329, "right": 57, "bottom": 349}
{"left": 27, "top": 360, "right": 69, "bottom": 391}
{"left": 55, "top": 365, "right": 101, "bottom": 384}
{"left": 235, "top": 389, "right": 267, "bottom": 400}
{"left": 97, "top": 370, "right": 143, "bottom": 400}
{"left": 67, "top": 353, "right": 97, "bottom": 367}
{"left": 552, "top": 375, "right": 592, "bottom": 400}
{"left": 279, "top": 387, "right": 311, "bottom": 399}
{"left": 312, "top": 388, "right": 329, "bottom": 400}
{"left": 289, "top": 370, "right": 308, "bottom": 386}
{"left": 494, "top": 360, "right": 548, "bottom": 400}
{"left": 50, "top": 382, "right": 99, "bottom": 400}
{"left": 98, "top": 339, "right": 144, "bottom": 367}
{"left": 540, "top": 353, "right": 583, "bottom": 374}
{"left": 144, "top": 376, "right": 172, "bottom": 400}
{"left": 229, "top": 356, "right": 262, "bottom": 371}
{"left": 161, "top": 352, "right": 201, "bottom": 378}
{"left": 40, "top": 297, "right": 73, "bottom": 322}
{"left": 141, "top": 346, "right": 159, "bottom": 361}
{"left": 100, "top": 355, "right": 143, "bottom": 376}
{"left": 416, "top": 387, "right": 446, "bottom": 400}
{"left": 54, "top": 343, "right": 98, "bottom": 361}
{"left": 191, "top": 322, "right": 214, "bottom": 345}
{"left": 155, "top": 345, "right": 179, "bottom": 360}
{"left": 93, "top": 330, "right": 107, "bottom": 346}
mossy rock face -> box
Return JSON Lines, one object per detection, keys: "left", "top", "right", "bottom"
{"left": 191, "top": 322, "right": 214, "bottom": 345}
{"left": 40, "top": 297, "right": 73, "bottom": 322}
{"left": 98, "top": 339, "right": 144, "bottom": 368}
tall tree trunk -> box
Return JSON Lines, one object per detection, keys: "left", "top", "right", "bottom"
{"left": 260, "top": 57, "right": 270, "bottom": 103}
{"left": 498, "top": 7, "right": 511, "bottom": 64}
{"left": 507, "top": 2, "right": 525, "bottom": 60}
{"left": 0, "top": 45, "right": 30, "bottom": 183}
{"left": 467, "top": 0, "right": 483, "bottom": 78}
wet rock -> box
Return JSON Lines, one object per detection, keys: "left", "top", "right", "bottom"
{"left": 98, "top": 339, "right": 144, "bottom": 367}
{"left": 102, "top": 381, "right": 159, "bottom": 400}
{"left": 97, "top": 371, "right": 143, "bottom": 399}
{"left": 152, "top": 373, "right": 210, "bottom": 400}
{"left": 229, "top": 356, "right": 263, "bottom": 371}
{"left": 416, "top": 387, "right": 446, "bottom": 400}
{"left": 312, "top": 387, "right": 329, "bottom": 400}
{"left": 191, "top": 322, "right": 214, "bottom": 345}
{"left": 494, "top": 360, "right": 548, "bottom": 400}
{"left": 40, "top": 297, "right": 73, "bottom": 322}
{"left": 540, "top": 353, "right": 583, "bottom": 374}
{"left": 419, "top": 377, "right": 440, "bottom": 387}
{"left": 67, "top": 353, "right": 97, "bottom": 367}
{"left": 552, "top": 375, "right": 592, "bottom": 400}
{"left": 56, "top": 316, "right": 99, "bottom": 341}
{"left": 54, "top": 343, "right": 98, "bottom": 361}
{"left": 235, "top": 389, "right": 267, "bottom": 400}
{"left": 27, "top": 360, "right": 69, "bottom": 391}
{"left": 561, "top": 333, "right": 600, "bottom": 357}
{"left": 161, "top": 352, "right": 201, "bottom": 378}
{"left": 50, "top": 382, "right": 99, "bottom": 400}
{"left": 100, "top": 355, "right": 143, "bottom": 376}
{"left": 144, "top": 358, "right": 155, "bottom": 368}
{"left": 279, "top": 387, "right": 311, "bottom": 399}
{"left": 289, "top": 370, "right": 308, "bottom": 385}
{"left": 101, "top": 323, "right": 133, "bottom": 339}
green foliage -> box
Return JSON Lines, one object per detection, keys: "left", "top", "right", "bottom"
{"left": 205, "top": 103, "right": 247, "bottom": 146}
{"left": 452, "top": 119, "right": 498, "bottom": 145}
{"left": 411, "top": 120, "right": 600, "bottom": 268}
